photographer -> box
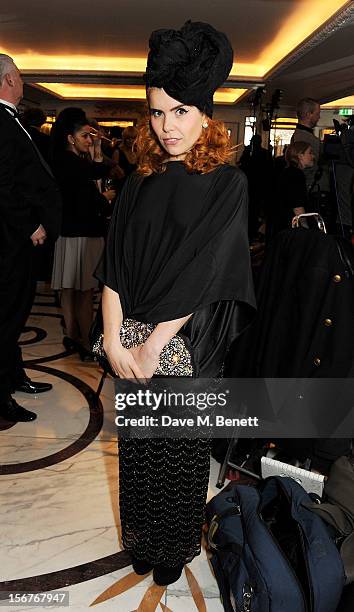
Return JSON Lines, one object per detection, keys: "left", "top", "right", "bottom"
{"left": 326, "top": 117, "right": 354, "bottom": 239}
{"left": 292, "top": 97, "right": 332, "bottom": 223}
{"left": 291, "top": 98, "right": 321, "bottom": 188}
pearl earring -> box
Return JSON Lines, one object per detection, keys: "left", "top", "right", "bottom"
{"left": 202, "top": 122, "right": 209, "bottom": 129}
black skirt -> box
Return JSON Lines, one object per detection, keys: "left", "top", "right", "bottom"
{"left": 119, "top": 436, "right": 211, "bottom": 567}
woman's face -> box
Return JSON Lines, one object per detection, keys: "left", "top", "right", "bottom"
{"left": 68, "top": 124, "right": 93, "bottom": 154}
{"left": 298, "top": 147, "right": 315, "bottom": 169}
{"left": 148, "top": 88, "right": 206, "bottom": 160}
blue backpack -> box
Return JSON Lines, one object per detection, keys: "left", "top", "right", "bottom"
{"left": 206, "top": 476, "right": 345, "bottom": 612}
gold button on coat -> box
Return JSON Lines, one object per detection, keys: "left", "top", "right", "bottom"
{"left": 314, "top": 357, "right": 321, "bottom": 366}
{"left": 324, "top": 318, "right": 333, "bottom": 326}
{"left": 333, "top": 274, "right": 341, "bottom": 283}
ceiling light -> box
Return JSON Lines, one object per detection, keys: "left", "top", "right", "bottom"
{"left": 35, "top": 83, "right": 247, "bottom": 104}
{"left": 0, "top": 1, "right": 348, "bottom": 80}
{"left": 322, "top": 96, "right": 354, "bottom": 108}
{"left": 257, "top": 0, "right": 349, "bottom": 75}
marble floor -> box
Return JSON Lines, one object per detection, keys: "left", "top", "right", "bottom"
{"left": 0, "top": 283, "right": 228, "bottom": 611}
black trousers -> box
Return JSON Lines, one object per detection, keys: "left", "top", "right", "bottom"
{"left": 0, "top": 241, "right": 35, "bottom": 401}
{"left": 10, "top": 344, "right": 29, "bottom": 387}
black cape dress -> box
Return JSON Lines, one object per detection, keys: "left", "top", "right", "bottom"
{"left": 97, "top": 161, "right": 255, "bottom": 376}
{"left": 96, "top": 161, "right": 256, "bottom": 567}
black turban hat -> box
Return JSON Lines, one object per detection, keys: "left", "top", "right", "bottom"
{"left": 144, "top": 20, "right": 234, "bottom": 118}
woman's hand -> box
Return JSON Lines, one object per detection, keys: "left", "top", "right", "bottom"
{"left": 102, "top": 189, "right": 116, "bottom": 203}
{"left": 92, "top": 131, "right": 103, "bottom": 162}
{"left": 103, "top": 338, "right": 146, "bottom": 381}
{"left": 128, "top": 344, "right": 160, "bottom": 381}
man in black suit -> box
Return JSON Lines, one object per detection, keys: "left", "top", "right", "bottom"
{"left": 0, "top": 54, "right": 62, "bottom": 422}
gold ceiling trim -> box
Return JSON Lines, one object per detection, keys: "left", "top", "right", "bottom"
{"left": 0, "top": 0, "right": 349, "bottom": 84}
{"left": 35, "top": 83, "right": 247, "bottom": 104}
{"left": 322, "top": 96, "right": 354, "bottom": 108}
{"left": 266, "top": 0, "right": 354, "bottom": 79}
{"left": 258, "top": 0, "right": 352, "bottom": 77}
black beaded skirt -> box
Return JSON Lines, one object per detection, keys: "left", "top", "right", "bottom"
{"left": 119, "top": 436, "right": 211, "bottom": 567}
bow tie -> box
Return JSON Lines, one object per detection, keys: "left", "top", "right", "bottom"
{"left": 0, "top": 103, "right": 20, "bottom": 119}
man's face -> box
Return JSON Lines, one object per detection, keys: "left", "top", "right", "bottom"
{"left": 308, "top": 104, "right": 320, "bottom": 128}
{"left": 8, "top": 65, "right": 23, "bottom": 105}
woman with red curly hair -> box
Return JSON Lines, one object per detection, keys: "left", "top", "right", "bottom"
{"left": 96, "top": 21, "right": 255, "bottom": 586}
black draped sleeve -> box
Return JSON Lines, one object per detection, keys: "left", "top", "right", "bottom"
{"left": 95, "top": 172, "right": 143, "bottom": 308}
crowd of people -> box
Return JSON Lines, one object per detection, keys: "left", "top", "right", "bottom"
{"left": 0, "top": 17, "right": 352, "bottom": 596}
{"left": 0, "top": 66, "right": 138, "bottom": 400}
{"left": 240, "top": 96, "right": 353, "bottom": 243}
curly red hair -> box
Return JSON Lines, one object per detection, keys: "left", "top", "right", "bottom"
{"left": 134, "top": 115, "right": 233, "bottom": 175}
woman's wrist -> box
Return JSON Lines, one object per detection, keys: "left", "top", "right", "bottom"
{"left": 143, "top": 337, "right": 163, "bottom": 359}
{"left": 103, "top": 328, "right": 122, "bottom": 348}
{"left": 144, "top": 316, "right": 192, "bottom": 357}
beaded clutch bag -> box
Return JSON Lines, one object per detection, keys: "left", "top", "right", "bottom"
{"left": 91, "top": 318, "right": 194, "bottom": 377}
